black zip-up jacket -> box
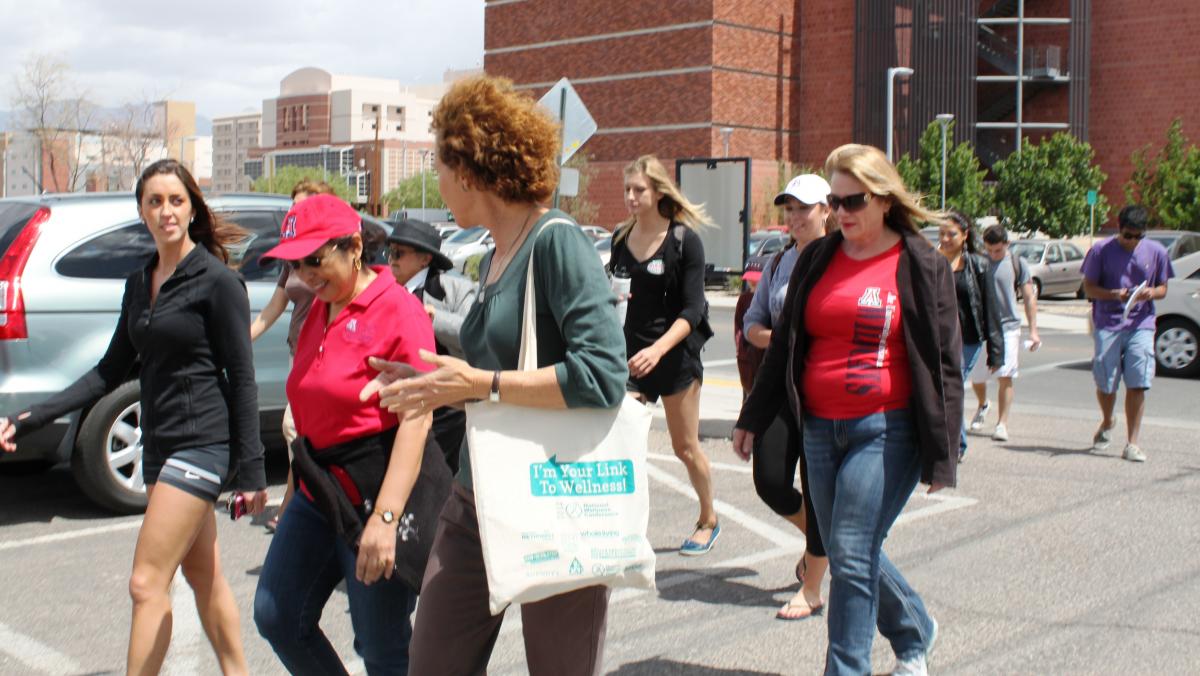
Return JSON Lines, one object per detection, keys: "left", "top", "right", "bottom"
{"left": 961, "top": 252, "right": 1005, "bottom": 368}
{"left": 14, "top": 245, "right": 265, "bottom": 491}
{"left": 736, "top": 230, "right": 963, "bottom": 488}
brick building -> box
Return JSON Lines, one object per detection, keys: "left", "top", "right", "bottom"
{"left": 483, "top": 0, "right": 1200, "bottom": 227}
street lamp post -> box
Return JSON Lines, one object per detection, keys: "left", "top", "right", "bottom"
{"left": 419, "top": 149, "right": 431, "bottom": 213}
{"left": 886, "top": 67, "right": 914, "bottom": 162}
{"left": 935, "top": 113, "right": 955, "bottom": 210}
{"left": 719, "top": 127, "right": 734, "bottom": 158}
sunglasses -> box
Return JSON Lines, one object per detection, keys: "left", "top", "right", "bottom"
{"left": 828, "top": 193, "right": 872, "bottom": 213}
{"left": 1120, "top": 231, "right": 1145, "bottom": 241}
{"left": 287, "top": 243, "right": 339, "bottom": 270}
{"left": 386, "top": 247, "right": 418, "bottom": 261}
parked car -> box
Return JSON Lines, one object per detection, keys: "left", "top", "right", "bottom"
{"left": 432, "top": 222, "right": 461, "bottom": 240}
{"left": 1154, "top": 251, "right": 1200, "bottom": 378}
{"left": 595, "top": 234, "right": 612, "bottom": 268}
{"left": 442, "top": 225, "right": 495, "bottom": 272}
{"left": 0, "top": 192, "right": 392, "bottom": 513}
{"left": 1009, "top": 239, "right": 1087, "bottom": 298}
{"left": 748, "top": 230, "right": 787, "bottom": 258}
{"left": 1145, "top": 229, "right": 1200, "bottom": 261}
{"left": 578, "top": 225, "right": 610, "bottom": 241}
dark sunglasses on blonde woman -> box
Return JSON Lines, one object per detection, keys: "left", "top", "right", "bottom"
{"left": 829, "top": 193, "right": 872, "bottom": 213}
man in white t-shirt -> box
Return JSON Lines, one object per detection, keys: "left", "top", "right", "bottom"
{"left": 968, "top": 225, "right": 1040, "bottom": 442}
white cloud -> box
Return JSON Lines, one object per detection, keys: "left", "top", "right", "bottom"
{"left": 0, "top": 0, "right": 484, "bottom": 120}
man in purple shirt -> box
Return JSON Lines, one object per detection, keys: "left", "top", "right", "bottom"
{"left": 1082, "top": 205, "right": 1174, "bottom": 462}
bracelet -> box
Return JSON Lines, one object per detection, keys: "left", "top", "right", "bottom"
{"left": 489, "top": 370, "right": 501, "bottom": 403}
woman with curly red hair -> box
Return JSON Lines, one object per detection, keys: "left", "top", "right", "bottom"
{"left": 365, "top": 75, "right": 627, "bottom": 675}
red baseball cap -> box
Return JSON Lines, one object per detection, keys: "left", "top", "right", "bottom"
{"left": 741, "top": 269, "right": 762, "bottom": 283}
{"left": 260, "top": 194, "right": 361, "bottom": 260}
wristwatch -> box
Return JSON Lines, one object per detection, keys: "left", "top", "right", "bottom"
{"left": 375, "top": 509, "right": 397, "bottom": 526}
{"left": 489, "top": 370, "right": 501, "bottom": 403}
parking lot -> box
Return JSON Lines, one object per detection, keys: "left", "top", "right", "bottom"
{"left": 2, "top": 301, "right": 1198, "bottom": 674}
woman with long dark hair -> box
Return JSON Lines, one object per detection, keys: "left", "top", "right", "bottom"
{"left": 938, "top": 209, "right": 1003, "bottom": 460}
{"left": 734, "top": 144, "right": 961, "bottom": 675}
{"left": 609, "top": 155, "right": 719, "bottom": 555}
{"left": 1, "top": 159, "right": 268, "bottom": 674}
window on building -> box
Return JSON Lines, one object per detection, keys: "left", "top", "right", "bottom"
{"left": 302, "top": 104, "right": 308, "bottom": 130}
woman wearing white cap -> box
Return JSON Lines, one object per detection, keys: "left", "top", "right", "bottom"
{"left": 734, "top": 174, "right": 832, "bottom": 620}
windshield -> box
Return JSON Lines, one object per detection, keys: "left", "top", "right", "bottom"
{"left": 595, "top": 237, "right": 611, "bottom": 252}
{"left": 1010, "top": 242, "right": 1044, "bottom": 263}
{"left": 748, "top": 234, "right": 778, "bottom": 257}
{"left": 1147, "top": 235, "right": 1176, "bottom": 249}
{"left": 448, "top": 226, "right": 486, "bottom": 244}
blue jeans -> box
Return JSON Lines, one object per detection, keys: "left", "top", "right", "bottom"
{"left": 959, "top": 342, "right": 984, "bottom": 457}
{"left": 803, "top": 409, "right": 935, "bottom": 676}
{"left": 254, "top": 493, "right": 417, "bottom": 675}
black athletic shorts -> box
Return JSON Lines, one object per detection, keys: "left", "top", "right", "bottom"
{"left": 626, "top": 341, "right": 704, "bottom": 404}
{"left": 143, "top": 444, "right": 231, "bottom": 502}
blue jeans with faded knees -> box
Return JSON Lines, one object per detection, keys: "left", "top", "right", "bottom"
{"left": 959, "top": 342, "right": 984, "bottom": 457}
{"left": 254, "top": 492, "right": 417, "bottom": 676}
{"left": 802, "top": 409, "right": 935, "bottom": 676}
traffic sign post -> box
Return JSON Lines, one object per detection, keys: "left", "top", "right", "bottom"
{"left": 539, "top": 78, "right": 597, "bottom": 207}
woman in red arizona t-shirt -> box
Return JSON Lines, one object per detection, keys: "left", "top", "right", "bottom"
{"left": 734, "top": 144, "right": 962, "bottom": 675}
{"left": 252, "top": 194, "right": 438, "bottom": 674}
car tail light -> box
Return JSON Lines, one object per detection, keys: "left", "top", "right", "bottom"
{"left": 0, "top": 206, "right": 49, "bottom": 340}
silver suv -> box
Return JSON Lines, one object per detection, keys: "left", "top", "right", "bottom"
{"left": 1, "top": 192, "right": 313, "bottom": 512}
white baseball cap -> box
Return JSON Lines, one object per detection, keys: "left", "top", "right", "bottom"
{"left": 774, "top": 174, "right": 831, "bottom": 206}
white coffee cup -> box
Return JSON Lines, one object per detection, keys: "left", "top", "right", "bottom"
{"left": 611, "top": 275, "right": 632, "bottom": 326}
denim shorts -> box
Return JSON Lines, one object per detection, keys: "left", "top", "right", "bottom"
{"left": 1093, "top": 328, "right": 1155, "bottom": 393}
{"left": 143, "top": 444, "right": 230, "bottom": 502}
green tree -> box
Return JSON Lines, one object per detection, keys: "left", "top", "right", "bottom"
{"left": 1125, "top": 118, "right": 1200, "bottom": 230}
{"left": 252, "top": 165, "right": 355, "bottom": 203}
{"left": 559, "top": 152, "right": 600, "bottom": 225}
{"left": 382, "top": 170, "right": 444, "bottom": 215}
{"left": 895, "top": 119, "right": 993, "bottom": 219}
{"left": 993, "top": 133, "right": 1109, "bottom": 238}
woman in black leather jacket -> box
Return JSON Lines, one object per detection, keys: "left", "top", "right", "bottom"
{"left": 938, "top": 209, "right": 1004, "bottom": 460}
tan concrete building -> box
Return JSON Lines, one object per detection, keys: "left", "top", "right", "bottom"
{"left": 212, "top": 113, "right": 262, "bottom": 192}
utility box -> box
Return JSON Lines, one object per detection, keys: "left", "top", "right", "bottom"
{"left": 676, "top": 158, "right": 751, "bottom": 285}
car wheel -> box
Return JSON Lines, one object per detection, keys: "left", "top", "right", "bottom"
{"left": 71, "top": 381, "right": 148, "bottom": 514}
{"left": 1155, "top": 317, "right": 1200, "bottom": 378}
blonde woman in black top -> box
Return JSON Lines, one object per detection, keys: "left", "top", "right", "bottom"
{"left": 1, "top": 160, "right": 268, "bottom": 674}
{"left": 609, "top": 155, "right": 718, "bottom": 555}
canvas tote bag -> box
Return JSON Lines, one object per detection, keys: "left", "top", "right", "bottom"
{"left": 466, "top": 218, "right": 656, "bottom": 615}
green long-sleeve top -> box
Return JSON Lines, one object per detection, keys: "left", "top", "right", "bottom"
{"left": 456, "top": 210, "right": 629, "bottom": 489}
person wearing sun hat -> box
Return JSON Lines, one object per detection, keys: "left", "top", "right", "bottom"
{"left": 385, "top": 218, "right": 477, "bottom": 472}
{"left": 734, "top": 172, "right": 833, "bottom": 622}
{"left": 252, "top": 194, "right": 449, "bottom": 674}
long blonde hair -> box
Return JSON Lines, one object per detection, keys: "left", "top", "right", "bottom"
{"left": 823, "top": 144, "right": 945, "bottom": 234}
{"left": 615, "top": 155, "right": 713, "bottom": 242}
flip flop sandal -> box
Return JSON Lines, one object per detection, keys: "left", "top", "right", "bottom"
{"left": 775, "top": 597, "right": 825, "bottom": 621}
{"left": 795, "top": 556, "right": 807, "bottom": 585}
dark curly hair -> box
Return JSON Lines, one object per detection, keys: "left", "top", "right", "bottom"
{"left": 432, "top": 75, "right": 560, "bottom": 203}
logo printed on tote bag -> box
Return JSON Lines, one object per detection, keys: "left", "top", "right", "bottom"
{"left": 530, "top": 456, "right": 635, "bottom": 497}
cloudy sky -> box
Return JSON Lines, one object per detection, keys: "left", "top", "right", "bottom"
{"left": 0, "top": 0, "right": 485, "bottom": 123}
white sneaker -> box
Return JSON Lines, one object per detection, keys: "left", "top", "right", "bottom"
{"left": 1092, "top": 424, "right": 1114, "bottom": 451}
{"left": 893, "top": 618, "right": 937, "bottom": 676}
{"left": 969, "top": 400, "right": 990, "bottom": 431}
{"left": 991, "top": 423, "right": 1009, "bottom": 442}
{"left": 1122, "top": 443, "right": 1147, "bottom": 463}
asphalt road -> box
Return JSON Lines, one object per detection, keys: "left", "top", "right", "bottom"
{"left": 2, "top": 297, "right": 1197, "bottom": 674}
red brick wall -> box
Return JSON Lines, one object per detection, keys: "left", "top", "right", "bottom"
{"left": 794, "top": 0, "right": 855, "bottom": 167}
{"left": 1090, "top": 0, "right": 1200, "bottom": 204}
{"left": 275, "top": 94, "right": 331, "bottom": 148}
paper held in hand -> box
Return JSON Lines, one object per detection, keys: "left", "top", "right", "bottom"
{"left": 1122, "top": 281, "right": 1148, "bottom": 322}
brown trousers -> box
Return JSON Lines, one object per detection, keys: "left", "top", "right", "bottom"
{"left": 408, "top": 484, "right": 610, "bottom": 676}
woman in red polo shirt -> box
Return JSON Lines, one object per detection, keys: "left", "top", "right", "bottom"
{"left": 252, "top": 194, "right": 439, "bottom": 675}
